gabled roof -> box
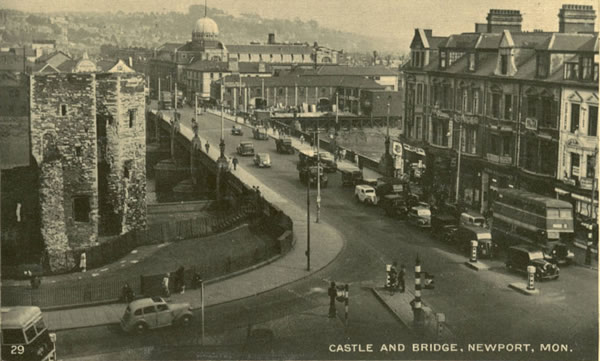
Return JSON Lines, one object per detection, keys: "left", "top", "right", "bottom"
{"left": 97, "top": 59, "right": 135, "bottom": 73}
{"left": 543, "top": 33, "right": 598, "bottom": 52}
{"left": 476, "top": 33, "right": 502, "bottom": 50}
{"left": 226, "top": 44, "right": 313, "bottom": 55}
{"left": 444, "top": 33, "right": 480, "bottom": 49}
{"left": 35, "top": 50, "right": 71, "bottom": 67}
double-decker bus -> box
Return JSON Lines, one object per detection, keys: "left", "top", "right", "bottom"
{"left": 491, "top": 188, "right": 575, "bottom": 264}
{"left": 1, "top": 306, "right": 56, "bottom": 361}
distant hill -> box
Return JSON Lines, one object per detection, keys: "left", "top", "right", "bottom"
{"left": 0, "top": 6, "right": 402, "bottom": 56}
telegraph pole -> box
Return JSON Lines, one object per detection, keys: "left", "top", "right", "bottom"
{"left": 316, "top": 117, "right": 321, "bottom": 223}
{"left": 306, "top": 168, "right": 311, "bottom": 271}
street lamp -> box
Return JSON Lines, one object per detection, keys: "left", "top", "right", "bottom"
{"left": 216, "top": 77, "right": 229, "bottom": 208}
{"left": 316, "top": 117, "right": 321, "bottom": 223}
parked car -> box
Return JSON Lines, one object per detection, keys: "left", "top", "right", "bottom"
{"left": 451, "top": 224, "right": 498, "bottom": 258}
{"left": 460, "top": 211, "right": 486, "bottom": 228}
{"left": 231, "top": 125, "right": 244, "bottom": 136}
{"left": 506, "top": 245, "right": 560, "bottom": 281}
{"left": 355, "top": 185, "right": 378, "bottom": 205}
{"left": 380, "top": 194, "right": 408, "bottom": 218}
{"left": 431, "top": 214, "right": 459, "bottom": 242}
{"left": 254, "top": 153, "right": 272, "bottom": 168}
{"left": 407, "top": 205, "right": 431, "bottom": 228}
{"left": 237, "top": 141, "right": 255, "bottom": 156}
{"left": 120, "top": 297, "right": 192, "bottom": 334}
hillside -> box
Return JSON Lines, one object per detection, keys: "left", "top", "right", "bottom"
{"left": 0, "top": 6, "right": 401, "bottom": 56}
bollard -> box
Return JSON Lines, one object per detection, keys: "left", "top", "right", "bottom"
{"left": 436, "top": 313, "right": 445, "bottom": 339}
{"left": 470, "top": 240, "right": 478, "bottom": 263}
{"left": 413, "top": 255, "right": 424, "bottom": 329}
{"left": 385, "top": 264, "right": 392, "bottom": 288}
{"left": 527, "top": 265, "right": 536, "bottom": 290}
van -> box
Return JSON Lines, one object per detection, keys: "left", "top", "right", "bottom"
{"left": 459, "top": 212, "right": 486, "bottom": 228}
{"left": 452, "top": 225, "right": 497, "bottom": 258}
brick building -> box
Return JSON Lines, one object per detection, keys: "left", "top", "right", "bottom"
{"left": 402, "top": 5, "right": 598, "bottom": 221}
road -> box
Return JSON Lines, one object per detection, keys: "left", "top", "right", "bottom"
{"left": 57, "top": 104, "right": 597, "bottom": 361}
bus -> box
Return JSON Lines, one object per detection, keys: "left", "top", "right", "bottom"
{"left": 491, "top": 188, "right": 575, "bottom": 264}
{"left": 1, "top": 306, "right": 57, "bottom": 361}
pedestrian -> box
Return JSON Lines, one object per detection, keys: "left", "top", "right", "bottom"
{"left": 162, "top": 273, "right": 170, "bottom": 298}
{"left": 354, "top": 154, "right": 359, "bottom": 165}
{"left": 341, "top": 149, "right": 346, "bottom": 161}
{"left": 192, "top": 272, "right": 202, "bottom": 289}
{"left": 300, "top": 135, "right": 305, "bottom": 144}
{"left": 122, "top": 282, "right": 134, "bottom": 303}
{"left": 399, "top": 264, "right": 406, "bottom": 292}
{"left": 79, "top": 252, "right": 87, "bottom": 272}
{"left": 205, "top": 142, "right": 210, "bottom": 154}
{"left": 175, "top": 266, "right": 185, "bottom": 294}
{"left": 328, "top": 281, "right": 337, "bottom": 318}
{"left": 232, "top": 156, "right": 239, "bottom": 170}
{"left": 388, "top": 261, "right": 398, "bottom": 291}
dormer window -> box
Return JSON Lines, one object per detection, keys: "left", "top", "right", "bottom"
{"left": 500, "top": 55, "right": 508, "bottom": 75}
{"left": 468, "top": 53, "right": 476, "bottom": 71}
{"left": 581, "top": 57, "right": 593, "bottom": 80}
{"left": 440, "top": 51, "right": 447, "bottom": 69}
{"left": 536, "top": 53, "right": 549, "bottom": 78}
{"left": 564, "top": 62, "right": 579, "bottom": 80}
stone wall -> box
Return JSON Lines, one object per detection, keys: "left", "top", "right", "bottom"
{"left": 96, "top": 73, "right": 147, "bottom": 235}
{"left": 30, "top": 73, "right": 99, "bottom": 249}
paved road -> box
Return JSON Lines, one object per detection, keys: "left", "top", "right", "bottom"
{"left": 57, "top": 105, "right": 597, "bottom": 361}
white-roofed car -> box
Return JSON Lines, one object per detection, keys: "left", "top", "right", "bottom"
{"left": 254, "top": 153, "right": 272, "bottom": 168}
{"left": 355, "top": 184, "right": 378, "bottom": 205}
{"left": 120, "top": 297, "right": 192, "bottom": 334}
{"left": 407, "top": 204, "right": 431, "bottom": 228}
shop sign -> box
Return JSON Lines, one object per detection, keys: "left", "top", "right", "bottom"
{"left": 525, "top": 117, "right": 537, "bottom": 130}
{"left": 562, "top": 178, "right": 577, "bottom": 186}
{"left": 580, "top": 177, "right": 594, "bottom": 190}
{"left": 392, "top": 141, "right": 403, "bottom": 156}
{"left": 404, "top": 144, "right": 426, "bottom": 156}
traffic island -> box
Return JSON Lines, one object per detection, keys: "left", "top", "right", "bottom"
{"left": 463, "top": 260, "right": 491, "bottom": 271}
{"left": 508, "top": 282, "right": 540, "bottom": 296}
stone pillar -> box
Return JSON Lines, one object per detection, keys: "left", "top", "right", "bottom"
{"left": 40, "top": 159, "right": 75, "bottom": 272}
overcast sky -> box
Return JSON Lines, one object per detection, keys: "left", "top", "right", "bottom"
{"left": 3, "top": 0, "right": 598, "bottom": 42}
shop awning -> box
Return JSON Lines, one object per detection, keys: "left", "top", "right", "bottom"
{"left": 554, "top": 187, "right": 570, "bottom": 196}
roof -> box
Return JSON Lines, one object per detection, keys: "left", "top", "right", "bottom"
{"left": 444, "top": 33, "right": 480, "bottom": 49}
{"left": 429, "top": 36, "right": 449, "bottom": 50}
{"left": 510, "top": 32, "right": 553, "bottom": 48}
{"left": 224, "top": 74, "right": 384, "bottom": 89}
{"left": 56, "top": 59, "right": 78, "bottom": 72}
{"left": 129, "top": 297, "right": 165, "bottom": 309}
{"left": 238, "top": 62, "right": 272, "bottom": 73}
{"left": 178, "top": 40, "right": 225, "bottom": 52}
{"left": 157, "top": 42, "right": 184, "bottom": 52}
{"left": 544, "top": 33, "right": 598, "bottom": 52}
{"left": 185, "top": 60, "right": 229, "bottom": 72}
{"left": 32, "top": 39, "right": 56, "bottom": 44}
{"left": 311, "top": 65, "right": 398, "bottom": 77}
{"left": 1, "top": 307, "right": 42, "bottom": 328}
{"left": 476, "top": 33, "right": 502, "bottom": 50}
{"left": 227, "top": 44, "right": 313, "bottom": 55}
{"left": 36, "top": 51, "right": 71, "bottom": 67}
{"left": 497, "top": 188, "right": 573, "bottom": 208}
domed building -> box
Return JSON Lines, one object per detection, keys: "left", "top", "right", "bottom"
{"left": 176, "top": 16, "right": 227, "bottom": 63}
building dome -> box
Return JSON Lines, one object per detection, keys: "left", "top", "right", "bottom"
{"left": 194, "top": 17, "right": 219, "bottom": 36}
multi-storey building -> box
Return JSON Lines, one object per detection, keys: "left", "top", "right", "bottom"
{"left": 403, "top": 5, "right": 598, "bottom": 222}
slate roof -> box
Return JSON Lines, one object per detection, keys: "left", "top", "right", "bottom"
{"left": 222, "top": 74, "right": 384, "bottom": 89}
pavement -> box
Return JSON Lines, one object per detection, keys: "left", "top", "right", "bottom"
{"left": 38, "top": 107, "right": 356, "bottom": 332}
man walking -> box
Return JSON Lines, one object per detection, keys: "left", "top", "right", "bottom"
{"left": 205, "top": 142, "right": 210, "bottom": 154}
{"left": 399, "top": 264, "right": 406, "bottom": 292}
{"left": 232, "top": 156, "right": 239, "bottom": 170}
{"left": 162, "top": 273, "right": 170, "bottom": 298}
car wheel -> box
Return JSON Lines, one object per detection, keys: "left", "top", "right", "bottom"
{"left": 135, "top": 322, "right": 148, "bottom": 334}
{"left": 180, "top": 314, "right": 192, "bottom": 326}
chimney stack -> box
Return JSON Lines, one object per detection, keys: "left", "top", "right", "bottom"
{"left": 268, "top": 33, "right": 276, "bottom": 44}
{"left": 486, "top": 9, "right": 522, "bottom": 33}
{"left": 558, "top": 4, "right": 596, "bottom": 33}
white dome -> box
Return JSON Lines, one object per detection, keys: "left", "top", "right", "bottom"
{"left": 194, "top": 17, "right": 219, "bottom": 36}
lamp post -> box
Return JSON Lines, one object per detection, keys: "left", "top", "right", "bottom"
{"left": 216, "top": 77, "right": 229, "bottom": 207}
{"left": 455, "top": 111, "right": 464, "bottom": 203}
{"left": 316, "top": 117, "right": 321, "bottom": 223}
{"left": 306, "top": 164, "right": 311, "bottom": 271}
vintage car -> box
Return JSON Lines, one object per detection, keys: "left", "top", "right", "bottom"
{"left": 431, "top": 214, "right": 459, "bottom": 242}
{"left": 380, "top": 194, "right": 408, "bottom": 218}
{"left": 355, "top": 184, "right": 378, "bottom": 205}
{"left": 339, "top": 168, "right": 363, "bottom": 187}
{"left": 275, "top": 137, "right": 294, "bottom": 154}
{"left": 231, "top": 125, "right": 244, "bottom": 136}
{"left": 451, "top": 224, "right": 498, "bottom": 258}
{"left": 299, "top": 166, "right": 328, "bottom": 188}
{"left": 506, "top": 245, "right": 560, "bottom": 281}
{"left": 407, "top": 205, "right": 431, "bottom": 228}
{"left": 459, "top": 211, "right": 486, "bottom": 228}
{"left": 120, "top": 297, "right": 192, "bottom": 334}
{"left": 254, "top": 153, "right": 272, "bottom": 168}
{"left": 237, "top": 141, "right": 255, "bottom": 156}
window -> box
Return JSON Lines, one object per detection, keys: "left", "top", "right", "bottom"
{"left": 416, "top": 116, "right": 423, "bottom": 139}
{"left": 248, "top": 54, "right": 251, "bottom": 60}
{"left": 259, "top": 54, "right": 263, "bottom": 61}
{"left": 492, "top": 93, "right": 501, "bottom": 118}
{"left": 589, "top": 106, "right": 598, "bottom": 137}
{"left": 468, "top": 53, "right": 476, "bottom": 71}
{"left": 541, "top": 97, "right": 554, "bottom": 128}
{"left": 143, "top": 306, "right": 156, "bottom": 314}
{"left": 473, "top": 89, "right": 480, "bottom": 114}
{"left": 280, "top": 54, "right": 283, "bottom": 61}
{"left": 571, "top": 103, "right": 580, "bottom": 133}
{"left": 157, "top": 304, "right": 169, "bottom": 312}
{"left": 75, "top": 146, "right": 82, "bottom": 157}
{"left": 500, "top": 55, "right": 508, "bottom": 75}
{"left": 440, "top": 51, "right": 447, "bottom": 69}
{"left": 565, "top": 63, "right": 579, "bottom": 80}
{"left": 124, "top": 164, "right": 130, "bottom": 179}
{"left": 73, "top": 196, "right": 91, "bottom": 222}
{"left": 582, "top": 57, "right": 593, "bottom": 80}
{"left": 502, "top": 136, "right": 511, "bottom": 156}
{"left": 571, "top": 153, "right": 580, "bottom": 178}
{"left": 60, "top": 104, "right": 67, "bottom": 116}
{"left": 24, "top": 325, "right": 37, "bottom": 342}
{"left": 587, "top": 154, "right": 597, "bottom": 178}
{"left": 237, "top": 53, "right": 240, "bottom": 59}
{"left": 595, "top": 64, "right": 599, "bottom": 82}
{"left": 536, "top": 53, "right": 549, "bottom": 78}
{"left": 462, "top": 88, "right": 468, "bottom": 111}
{"left": 416, "top": 83, "right": 423, "bottom": 104}
{"left": 134, "top": 309, "right": 142, "bottom": 316}
{"left": 504, "top": 94, "right": 512, "bottom": 120}
{"left": 278, "top": 88, "right": 284, "bottom": 96}
{"left": 527, "top": 97, "right": 537, "bottom": 118}
{"left": 128, "top": 109, "right": 136, "bottom": 128}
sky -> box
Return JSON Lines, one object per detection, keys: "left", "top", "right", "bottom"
{"left": 2, "top": 0, "right": 598, "bottom": 44}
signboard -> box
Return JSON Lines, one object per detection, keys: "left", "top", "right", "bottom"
{"left": 580, "top": 177, "right": 594, "bottom": 190}
{"left": 525, "top": 117, "right": 538, "bottom": 130}
{"left": 392, "top": 141, "right": 403, "bottom": 156}
{"left": 403, "top": 144, "right": 426, "bottom": 156}
{"left": 394, "top": 155, "right": 403, "bottom": 170}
